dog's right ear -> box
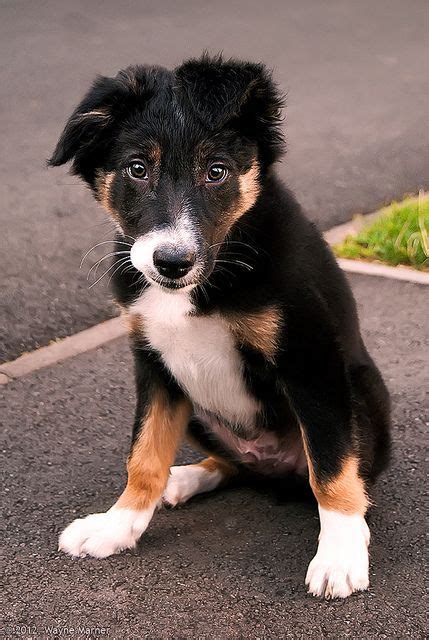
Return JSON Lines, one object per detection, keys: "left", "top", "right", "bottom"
{"left": 48, "top": 68, "right": 152, "bottom": 185}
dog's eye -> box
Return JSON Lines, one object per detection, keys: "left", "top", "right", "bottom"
{"left": 206, "top": 163, "right": 228, "bottom": 184}
{"left": 127, "top": 161, "right": 148, "bottom": 180}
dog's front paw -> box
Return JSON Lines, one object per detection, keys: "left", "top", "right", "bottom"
{"left": 306, "top": 510, "right": 370, "bottom": 599}
{"left": 58, "top": 506, "right": 155, "bottom": 558}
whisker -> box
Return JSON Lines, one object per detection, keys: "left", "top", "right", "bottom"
{"left": 121, "top": 265, "right": 137, "bottom": 280}
{"left": 213, "top": 263, "right": 236, "bottom": 277}
{"left": 198, "top": 281, "right": 209, "bottom": 304}
{"left": 88, "top": 256, "right": 130, "bottom": 289}
{"left": 86, "top": 251, "right": 130, "bottom": 280}
{"left": 215, "top": 258, "right": 253, "bottom": 271}
{"left": 80, "top": 240, "right": 133, "bottom": 268}
{"left": 231, "top": 259, "right": 253, "bottom": 271}
{"left": 209, "top": 240, "right": 259, "bottom": 255}
{"left": 107, "top": 258, "right": 133, "bottom": 286}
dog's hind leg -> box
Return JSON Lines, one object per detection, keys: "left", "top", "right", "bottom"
{"left": 350, "top": 360, "right": 391, "bottom": 481}
{"left": 163, "top": 458, "right": 237, "bottom": 507}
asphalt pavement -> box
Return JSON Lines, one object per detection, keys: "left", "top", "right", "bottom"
{"left": 3, "top": 274, "right": 428, "bottom": 639}
{"left": 2, "top": 2, "right": 428, "bottom": 637}
{"left": 1, "top": 0, "right": 429, "bottom": 361}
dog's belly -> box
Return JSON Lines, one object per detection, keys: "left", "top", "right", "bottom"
{"left": 131, "top": 287, "right": 260, "bottom": 430}
{"left": 196, "top": 409, "right": 308, "bottom": 476}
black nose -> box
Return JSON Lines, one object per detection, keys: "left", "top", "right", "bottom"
{"left": 153, "top": 247, "right": 196, "bottom": 279}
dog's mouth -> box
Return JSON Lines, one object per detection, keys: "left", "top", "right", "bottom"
{"left": 146, "top": 273, "right": 196, "bottom": 291}
{"left": 142, "top": 262, "right": 212, "bottom": 293}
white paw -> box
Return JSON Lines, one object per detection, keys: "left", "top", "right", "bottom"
{"left": 163, "top": 464, "right": 223, "bottom": 507}
{"left": 306, "top": 508, "right": 370, "bottom": 599}
{"left": 58, "top": 506, "right": 155, "bottom": 558}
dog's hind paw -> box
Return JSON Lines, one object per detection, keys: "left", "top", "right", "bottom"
{"left": 58, "top": 505, "right": 155, "bottom": 558}
{"left": 162, "top": 463, "right": 224, "bottom": 507}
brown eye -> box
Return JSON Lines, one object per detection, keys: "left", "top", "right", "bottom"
{"left": 206, "top": 163, "right": 228, "bottom": 183}
{"left": 127, "top": 161, "right": 148, "bottom": 180}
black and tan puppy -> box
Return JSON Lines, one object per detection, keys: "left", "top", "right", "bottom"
{"left": 50, "top": 54, "right": 390, "bottom": 598}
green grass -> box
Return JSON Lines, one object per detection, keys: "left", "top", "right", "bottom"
{"left": 334, "top": 193, "right": 429, "bottom": 271}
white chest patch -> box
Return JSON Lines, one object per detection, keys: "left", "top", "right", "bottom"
{"left": 131, "top": 287, "right": 260, "bottom": 429}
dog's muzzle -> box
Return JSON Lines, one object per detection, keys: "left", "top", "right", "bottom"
{"left": 130, "top": 232, "right": 202, "bottom": 290}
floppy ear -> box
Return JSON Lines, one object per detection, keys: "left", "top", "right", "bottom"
{"left": 176, "top": 54, "right": 285, "bottom": 165}
{"left": 48, "top": 67, "right": 151, "bottom": 185}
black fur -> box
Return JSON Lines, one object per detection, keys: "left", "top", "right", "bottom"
{"left": 49, "top": 54, "right": 390, "bottom": 493}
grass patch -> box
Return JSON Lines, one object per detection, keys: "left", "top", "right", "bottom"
{"left": 333, "top": 192, "right": 429, "bottom": 270}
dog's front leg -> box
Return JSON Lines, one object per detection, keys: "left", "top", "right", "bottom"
{"left": 281, "top": 303, "right": 371, "bottom": 598}
{"left": 301, "top": 445, "right": 370, "bottom": 599}
{"left": 59, "top": 385, "right": 191, "bottom": 558}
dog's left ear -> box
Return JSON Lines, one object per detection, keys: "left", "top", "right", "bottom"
{"left": 176, "top": 54, "right": 284, "bottom": 165}
{"left": 48, "top": 67, "right": 152, "bottom": 185}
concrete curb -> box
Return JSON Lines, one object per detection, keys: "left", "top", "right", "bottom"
{"left": 1, "top": 215, "right": 427, "bottom": 385}
{"left": 0, "top": 317, "right": 126, "bottom": 385}
{"left": 337, "top": 258, "right": 429, "bottom": 284}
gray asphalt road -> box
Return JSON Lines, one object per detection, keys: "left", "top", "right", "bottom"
{"left": 1, "top": 0, "right": 429, "bottom": 361}
{"left": 3, "top": 274, "right": 428, "bottom": 639}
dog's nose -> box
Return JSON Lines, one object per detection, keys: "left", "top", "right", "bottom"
{"left": 153, "top": 247, "right": 196, "bottom": 279}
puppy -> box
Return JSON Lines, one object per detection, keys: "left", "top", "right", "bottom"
{"left": 49, "top": 54, "right": 390, "bottom": 598}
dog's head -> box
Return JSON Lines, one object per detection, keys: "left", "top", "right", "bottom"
{"left": 49, "top": 54, "right": 284, "bottom": 290}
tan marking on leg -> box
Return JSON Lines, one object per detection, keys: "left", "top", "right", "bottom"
{"left": 317, "top": 457, "right": 369, "bottom": 514}
{"left": 226, "top": 306, "right": 282, "bottom": 362}
{"left": 116, "top": 390, "right": 191, "bottom": 511}
{"left": 300, "top": 427, "right": 369, "bottom": 515}
{"left": 185, "top": 434, "right": 238, "bottom": 483}
{"left": 186, "top": 432, "right": 238, "bottom": 475}
{"left": 198, "top": 456, "right": 238, "bottom": 481}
